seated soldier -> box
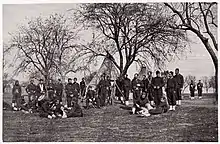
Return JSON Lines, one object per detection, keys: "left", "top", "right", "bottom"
{"left": 148, "top": 96, "right": 169, "bottom": 115}
{"left": 132, "top": 92, "right": 152, "bottom": 117}
{"left": 85, "top": 86, "right": 100, "bottom": 109}
{"left": 38, "top": 97, "right": 56, "bottom": 119}
{"left": 62, "top": 101, "right": 83, "bottom": 118}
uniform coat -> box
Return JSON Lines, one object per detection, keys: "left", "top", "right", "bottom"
{"left": 65, "top": 83, "right": 75, "bottom": 107}
{"left": 131, "top": 78, "right": 142, "bottom": 106}
{"left": 167, "top": 77, "right": 177, "bottom": 106}
{"left": 55, "top": 82, "right": 63, "bottom": 102}
{"left": 80, "top": 80, "right": 86, "bottom": 97}
{"left": 174, "top": 74, "right": 184, "bottom": 100}
{"left": 190, "top": 83, "right": 196, "bottom": 97}
{"left": 197, "top": 82, "right": 203, "bottom": 96}
{"left": 97, "top": 79, "right": 108, "bottom": 106}
{"left": 123, "top": 77, "right": 131, "bottom": 101}
{"left": 12, "top": 84, "right": 22, "bottom": 108}
{"left": 152, "top": 76, "right": 164, "bottom": 106}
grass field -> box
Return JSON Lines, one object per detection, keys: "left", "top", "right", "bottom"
{"left": 3, "top": 92, "right": 218, "bottom": 142}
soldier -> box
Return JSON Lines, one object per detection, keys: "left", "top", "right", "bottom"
{"left": 123, "top": 74, "right": 131, "bottom": 106}
{"left": 72, "top": 77, "right": 80, "bottom": 104}
{"left": 146, "top": 71, "right": 154, "bottom": 106}
{"left": 62, "top": 101, "right": 83, "bottom": 118}
{"left": 167, "top": 71, "right": 177, "bottom": 111}
{"left": 26, "top": 79, "right": 37, "bottom": 103}
{"left": 55, "top": 79, "right": 63, "bottom": 104}
{"left": 38, "top": 98, "right": 56, "bottom": 119}
{"left": 116, "top": 77, "right": 123, "bottom": 103}
{"left": 131, "top": 73, "right": 142, "bottom": 114}
{"left": 106, "top": 75, "right": 112, "bottom": 105}
{"left": 174, "top": 68, "right": 184, "bottom": 105}
{"left": 80, "top": 78, "right": 86, "bottom": 98}
{"left": 36, "top": 79, "right": 46, "bottom": 96}
{"left": 134, "top": 92, "right": 151, "bottom": 117}
{"left": 97, "top": 74, "right": 108, "bottom": 107}
{"left": 190, "top": 80, "right": 196, "bottom": 100}
{"left": 85, "top": 86, "right": 100, "bottom": 109}
{"left": 148, "top": 96, "right": 169, "bottom": 115}
{"left": 47, "top": 79, "right": 55, "bottom": 100}
{"left": 65, "top": 78, "right": 74, "bottom": 108}
{"left": 152, "top": 71, "right": 164, "bottom": 107}
{"left": 12, "top": 80, "right": 22, "bottom": 111}
{"left": 141, "top": 75, "right": 147, "bottom": 93}
{"left": 197, "top": 80, "right": 203, "bottom": 99}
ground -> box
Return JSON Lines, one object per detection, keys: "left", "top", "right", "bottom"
{"left": 3, "top": 93, "right": 218, "bottom": 142}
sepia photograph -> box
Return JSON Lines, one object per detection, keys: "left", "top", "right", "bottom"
{"left": 2, "top": 1, "right": 218, "bottom": 142}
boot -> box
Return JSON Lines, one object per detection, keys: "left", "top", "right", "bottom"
{"left": 176, "top": 100, "right": 179, "bottom": 105}
{"left": 12, "top": 103, "right": 15, "bottom": 108}
{"left": 179, "top": 100, "right": 181, "bottom": 105}
{"left": 125, "top": 101, "right": 129, "bottom": 106}
{"left": 173, "top": 105, "right": 176, "bottom": 111}
{"left": 169, "top": 106, "right": 173, "bottom": 111}
{"left": 132, "top": 107, "right": 136, "bottom": 114}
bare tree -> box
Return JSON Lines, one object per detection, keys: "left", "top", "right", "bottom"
{"left": 164, "top": 2, "right": 218, "bottom": 97}
{"left": 183, "top": 75, "right": 196, "bottom": 93}
{"left": 77, "top": 3, "right": 188, "bottom": 77}
{"left": 201, "top": 76, "right": 210, "bottom": 93}
{"left": 8, "top": 14, "right": 78, "bottom": 84}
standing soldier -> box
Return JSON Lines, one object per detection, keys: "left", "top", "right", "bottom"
{"left": 12, "top": 80, "right": 22, "bottom": 111}
{"left": 141, "top": 75, "right": 147, "bottom": 93}
{"left": 116, "top": 77, "right": 123, "bottom": 103}
{"left": 65, "top": 78, "right": 74, "bottom": 108}
{"left": 190, "top": 80, "right": 196, "bottom": 100}
{"left": 36, "top": 79, "right": 46, "bottom": 96}
{"left": 152, "top": 71, "right": 164, "bottom": 107}
{"left": 26, "top": 80, "right": 37, "bottom": 104}
{"left": 123, "top": 74, "right": 131, "bottom": 106}
{"left": 106, "top": 75, "right": 112, "bottom": 105}
{"left": 131, "top": 73, "right": 142, "bottom": 114}
{"left": 80, "top": 78, "right": 86, "bottom": 99}
{"left": 97, "top": 74, "right": 107, "bottom": 107}
{"left": 72, "top": 78, "right": 80, "bottom": 104}
{"left": 146, "top": 71, "right": 154, "bottom": 106}
{"left": 197, "top": 80, "right": 203, "bottom": 99}
{"left": 167, "top": 71, "right": 177, "bottom": 111}
{"left": 47, "top": 79, "right": 55, "bottom": 100}
{"left": 55, "top": 79, "right": 63, "bottom": 104}
{"left": 174, "top": 68, "right": 184, "bottom": 105}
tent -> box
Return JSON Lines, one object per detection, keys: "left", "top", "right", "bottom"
{"left": 88, "top": 57, "right": 120, "bottom": 88}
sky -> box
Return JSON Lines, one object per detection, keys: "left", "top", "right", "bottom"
{"left": 2, "top": 3, "right": 216, "bottom": 82}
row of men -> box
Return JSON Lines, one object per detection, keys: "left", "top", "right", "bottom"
{"left": 12, "top": 80, "right": 83, "bottom": 119}
{"left": 114, "top": 68, "right": 184, "bottom": 111}
{"left": 189, "top": 80, "right": 204, "bottom": 99}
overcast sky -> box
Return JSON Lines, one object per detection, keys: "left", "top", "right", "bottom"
{"left": 2, "top": 3, "right": 216, "bottom": 81}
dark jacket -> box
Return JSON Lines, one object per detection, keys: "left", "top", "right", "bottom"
{"left": 131, "top": 78, "right": 142, "bottom": 91}
{"left": 72, "top": 82, "right": 80, "bottom": 95}
{"left": 65, "top": 83, "right": 74, "bottom": 96}
{"left": 26, "top": 83, "right": 37, "bottom": 95}
{"left": 190, "top": 83, "right": 196, "bottom": 91}
{"left": 167, "top": 77, "right": 177, "bottom": 89}
{"left": 152, "top": 76, "right": 164, "bottom": 89}
{"left": 174, "top": 74, "right": 184, "bottom": 88}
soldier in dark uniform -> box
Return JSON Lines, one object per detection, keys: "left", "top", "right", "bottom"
{"left": 65, "top": 78, "right": 74, "bottom": 108}
{"left": 152, "top": 71, "right": 164, "bottom": 107}
{"left": 174, "top": 68, "right": 184, "bottom": 105}
{"left": 123, "top": 74, "right": 131, "bottom": 106}
{"left": 26, "top": 80, "right": 38, "bottom": 111}
{"left": 97, "top": 74, "right": 108, "bottom": 107}
{"left": 190, "top": 80, "right": 196, "bottom": 100}
{"left": 167, "top": 71, "right": 177, "bottom": 111}
{"left": 80, "top": 78, "right": 86, "bottom": 99}
{"left": 55, "top": 79, "right": 63, "bottom": 104}
{"left": 38, "top": 98, "right": 56, "bottom": 119}
{"left": 106, "top": 75, "right": 112, "bottom": 105}
{"left": 36, "top": 79, "right": 46, "bottom": 96}
{"left": 72, "top": 78, "right": 80, "bottom": 104}
{"left": 26, "top": 80, "right": 37, "bottom": 103}
{"left": 141, "top": 75, "right": 147, "bottom": 92}
{"left": 148, "top": 96, "right": 169, "bottom": 115}
{"left": 85, "top": 86, "right": 101, "bottom": 109}
{"left": 146, "top": 71, "right": 154, "bottom": 106}
{"left": 131, "top": 73, "right": 142, "bottom": 114}
{"left": 116, "top": 77, "right": 123, "bottom": 103}
{"left": 62, "top": 101, "right": 83, "bottom": 118}
{"left": 197, "top": 80, "right": 203, "bottom": 99}
{"left": 12, "top": 80, "right": 22, "bottom": 111}
{"left": 47, "top": 79, "right": 55, "bottom": 100}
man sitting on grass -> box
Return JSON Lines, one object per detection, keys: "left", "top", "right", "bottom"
{"left": 132, "top": 92, "right": 153, "bottom": 117}
{"left": 148, "top": 96, "right": 169, "bottom": 115}
{"left": 85, "top": 86, "right": 101, "bottom": 109}
{"left": 61, "top": 101, "right": 83, "bottom": 118}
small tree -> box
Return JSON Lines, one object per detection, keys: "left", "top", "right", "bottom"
{"left": 201, "top": 76, "right": 210, "bottom": 93}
